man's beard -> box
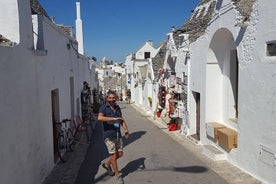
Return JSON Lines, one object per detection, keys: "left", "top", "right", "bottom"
{"left": 108, "top": 101, "right": 116, "bottom": 106}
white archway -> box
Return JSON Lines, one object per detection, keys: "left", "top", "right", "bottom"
{"left": 206, "top": 28, "right": 238, "bottom": 126}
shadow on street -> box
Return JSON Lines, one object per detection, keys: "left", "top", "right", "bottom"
{"left": 121, "top": 157, "right": 208, "bottom": 178}
{"left": 121, "top": 157, "right": 146, "bottom": 177}
{"left": 75, "top": 121, "right": 147, "bottom": 184}
{"left": 173, "top": 166, "right": 208, "bottom": 173}
{"left": 123, "top": 130, "right": 146, "bottom": 147}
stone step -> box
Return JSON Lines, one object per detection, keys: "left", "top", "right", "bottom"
{"left": 187, "top": 135, "right": 200, "bottom": 145}
{"left": 203, "top": 145, "right": 226, "bottom": 161}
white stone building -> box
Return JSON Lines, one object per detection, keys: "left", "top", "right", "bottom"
{"left": 129, "top": 0, "right": 276, "bottom": 183}
{"left": 95, "top": 59, "right": 126, "bottom": 98}
{"left": 179, "top": 0, "right": 276, "bottom": 183}
{"left": 125, "top": 41, "right": 158, "bottom": 107}
{"left": 0, "top": 0, "right": 95, "bottom": 184}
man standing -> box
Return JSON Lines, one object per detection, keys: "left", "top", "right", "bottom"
{"left": 126, "top": 89, "right": 131, "bottom": 104}
{"left": 81, "top": 81, "right": 90, "bottom": 122}
{"left": 98, "top": 90, "right": 130, "bottom": 184}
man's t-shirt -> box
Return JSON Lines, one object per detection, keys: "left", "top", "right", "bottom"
{"left": 127, "top": 91, "right": 131, "bottom": 97}
{"left": 99, "top": 102, "right": 122, "bottom": 139}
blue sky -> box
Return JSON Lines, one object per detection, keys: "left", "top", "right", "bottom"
{"left": 39, "top": 0, "right": 200, "bottom": 62}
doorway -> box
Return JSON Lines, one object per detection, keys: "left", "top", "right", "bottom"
{"left": 230, "top": 50, "right": 239, "bottom": 119}
{"left": 191, "top": 92, "right": 200, "bottom": 141}
{"left": 51, "top": 89, "right": 60, "bottom": 163}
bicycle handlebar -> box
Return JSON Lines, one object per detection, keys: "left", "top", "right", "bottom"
{"left": 62, "top": 118, "right": 71, "bottom": 122}
{"left": 56, "top": 118, "right": 71, "bottom": 124}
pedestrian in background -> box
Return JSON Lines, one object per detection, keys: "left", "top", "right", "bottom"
{"left": 126, "top": 89, "right": 131, "bottom": 104}
{"left": 98, "top": 90, "right": 130, "bottom": 184}
{"left": 81, "top": 81, "right": 90, "bottom": 122}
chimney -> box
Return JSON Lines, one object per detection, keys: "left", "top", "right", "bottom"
{"left": 75, "top": 2, "right": 84, "bottom": 54}
{"left": 147, "top": 40, "right": 153, "bottom": 46}
{"left": 171, "top": 26, "right": 175, "bottom": 32}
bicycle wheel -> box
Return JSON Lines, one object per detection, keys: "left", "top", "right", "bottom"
{"left": 67, "top": 128, "right": 75, "bottom": 152}
{"left": 57, "top": 134, "right": 67, "bottom": 163}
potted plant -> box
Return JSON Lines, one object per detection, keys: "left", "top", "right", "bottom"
{"left": 148, "top": 97, "right": 152, "bottom": 107}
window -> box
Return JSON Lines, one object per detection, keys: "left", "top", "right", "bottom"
{"left": 183, "top": 72, "right": 188, "bottom": 86}
{"left": 179, "top": 36, "right": 184, "bottom": 47}
{"left": 179, "top": 34, "right": 189, "bottom": 49}
{"left": 144, "top": 52, "right": 150, "bottom": 59}
{"left": 267, "top": 42, "right": 276, "bottom": 56}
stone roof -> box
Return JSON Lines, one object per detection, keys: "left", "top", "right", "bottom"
{"left": 0, "top": 34, "right": 13, "bottom": 46}
{"left": 139, "top": 65, "right": 148, "bottom": 84}
{"left": 103, "top": 75, "right": 126, "bottom": 91}
{"left": 30, "top": 0, "right": 76, "bottom": 37}
{"left": 232, "top": 0, "right": 255, "bottom": 21}
{"left": 174, "top": 0, "right": 255, "bottom": 44}
{"left": 103, "top": 77, "right": 117, "bottom": 90}
{"left": 174, "top": 0, "right": 216, "bottom": 44}
{"left": 152, "top": 42, "right": 166, "bottom": 82}
{"left": 30, "top": 0, "right": 50, "bottom": 19}
{"left": 56, "top": 24, "right": 73, "bottom": 37}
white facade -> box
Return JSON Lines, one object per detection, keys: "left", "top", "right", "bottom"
{"left": 187, "top": 0, "right": 276, "bottom": 183}
{"left": 0, "top": 0, "right": 20, "bottom": 44}
{"left": 135, "top": 41, "right": 157, "bottom": 60}
{"left": 112, "top": 63, "right": 126, "bottom": 75}
{"left": 125, "top": 0, "right": 276, "bottom": 183}
{"left": 144, "top": 59, "right": 155, "bottom": 112}
{"left": 125, "top": 54, "right": 134, "bottom": 89}
{"left": 132, "top": 61, "right": 148, "bottom": 106}
{"left": 125, "top": 41, "right": 157, "bottom": 106}
{"left": 0, "top": 1, "right": 95, "bottom": 184}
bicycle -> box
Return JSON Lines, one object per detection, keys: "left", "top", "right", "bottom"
{"left": 56, "top": 118, "right": 75, "bottom": 163}
{"left": 73, "top": 115, "right": 93, "bottom": 144}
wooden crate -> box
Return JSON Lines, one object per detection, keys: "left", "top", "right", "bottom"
{"left": 217, "top": 128, "right": 238, "bottom": 149}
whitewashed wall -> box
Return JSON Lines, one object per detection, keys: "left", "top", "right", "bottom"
{"left": 188, "top": 0, "right": 276, "bottom": 183}
{"left": 144, "top": 59, "right": 155, "bottom": 113}
{"left": 237, "top": 0, "right": 276, "bottom": 183}
{"left": 125, "top": 54, "right": 133, "bottom": 90}
{"left": 135, "top": 41, "right": 157, "bottom": 60}
{"left": 0, "top": 0, "right": 20, "bottom": 43}
{"left": 125, "top": 42, "right": 157, "bottom": 106}
{"left": 133, "top": 61, "right": 148, "bottom": 106}
{"left": 189, "top": 0, "right": 239, "bottom": 155}
{"left": 0, "top": 1, "right": 95, "bottom": 184}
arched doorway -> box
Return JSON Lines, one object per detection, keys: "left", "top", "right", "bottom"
{"left": 206, "top": 28, "right": 238, "bottom": 127}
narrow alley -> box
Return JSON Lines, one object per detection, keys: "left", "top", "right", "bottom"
{"left": 43, "top": 101, "right": 260, "bottom": 184}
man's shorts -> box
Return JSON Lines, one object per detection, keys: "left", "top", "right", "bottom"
{"left": 104, "top": 138, "right": 123, "bottom": 154}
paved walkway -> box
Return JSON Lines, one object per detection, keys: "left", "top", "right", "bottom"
{"left": 131, "top": 105, "right": 261, "bottom": 184}
{"left": 42, "top": 132, "right": 89, "bottom": 184}
{"left": 42, "top": 102, "right": 261, "bottom": 184}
